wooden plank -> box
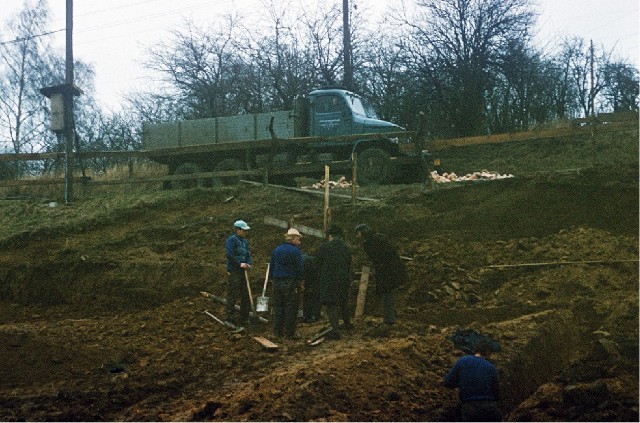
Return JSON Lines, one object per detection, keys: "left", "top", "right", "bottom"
{"left": 252, "top": 336, "right": 279, "bottom": 350}
{"left": 243, "top": 180, "right": 380, "bottom": 202}
{"left": 200, "top": 291, "right": 269, "bottom": 323}
{"left": 305, "top": 326, "right": 334, "bottom": 345}
{"left": 0, "top": 176, "right": 88, "bottom": 187}
{"left": 262, "top": 216, "right": 326, "bottom": 239}
{"left": 398, "top": 120, "right": 636, "bottom": 154}
{"left": 485, "top": 259, "right": 639, "bottom": 269}
{"left": 354, "top": 266, "right": 370, "bottom": 318}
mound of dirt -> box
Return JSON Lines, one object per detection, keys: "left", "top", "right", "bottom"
{"left": 0, "top": 131, "right": 637, "bottom": 421}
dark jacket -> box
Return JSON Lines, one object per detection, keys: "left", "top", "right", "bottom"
{"left": 316, "top": 238, "right": 352, "bottom": 305}
{"left": 225, "top": 233, "right": 252, "bottom": 272}
{"left": 269, "top": 242, "right": 304, "bottom": 280}
{"left": 444, "top": 355, "right": 500, "bottom": 402}
{"left": 362, "top": 232, "right": 407, "bottom": 293}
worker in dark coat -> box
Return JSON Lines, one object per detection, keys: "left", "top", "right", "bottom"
{"left": 301, "top": 254, "right": 321, "bottom": 323}
{"left": 444, "top": 339, "right": 501, "bottom": 421}
{"left": 354, "top": 223, "right": 407, "bottom": 326}
{"left": 316, "top": 225, "right": 352, "bottom": 339}
{"left": 269, "top": 228, "right": 304, "bottom": 339}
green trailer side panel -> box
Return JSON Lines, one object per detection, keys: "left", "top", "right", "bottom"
{"left": 256, "top": 110, "right": 295, "bottom": 140}
{"left": 142, "top": 122, "right": 180, "bottom": 149}
{"left": 142, "top": 110, "right": 297, "bottom": 151}
{"left": 180, "top": 118, "right": 217, "bottom": 146}
{"left": 217, "top": 114, "right": 255, "bottom": 142}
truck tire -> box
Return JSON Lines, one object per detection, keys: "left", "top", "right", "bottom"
{"left": 357, "top": 148, "right": 391, "bottom": 185}
{"left": 171, "top": 163, "right": 204, "bottom": 189}
{"left": 212, "top": 159, "right": 243, "bottom": 186}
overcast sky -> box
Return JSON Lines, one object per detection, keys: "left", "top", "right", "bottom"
{"left": 1, "top": 0, "right": 638, "bottom": 111}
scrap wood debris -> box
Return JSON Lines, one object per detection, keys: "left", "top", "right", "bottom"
{"left": 302, "top": 176, "right": 353, "bottom": 190}
{"left": 430, "top": 170, "right": 514, "bottom": 183}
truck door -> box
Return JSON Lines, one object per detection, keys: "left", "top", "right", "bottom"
{"left": 310, "top": 94, "right": 352, "bottom": 137}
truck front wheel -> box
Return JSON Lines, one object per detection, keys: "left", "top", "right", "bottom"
{"left": 357, "top": 148, "right": 391, "bottom": 185}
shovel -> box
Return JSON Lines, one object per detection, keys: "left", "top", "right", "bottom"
{"left": 244, "top": 269, "right": 255, "bottom": 312}
{"left": 256, "top": 264, "right": 270, "bottom": 312}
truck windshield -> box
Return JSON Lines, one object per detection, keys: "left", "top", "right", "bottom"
{"left": 347, "top": 94, "right": 378, "bottom": 119}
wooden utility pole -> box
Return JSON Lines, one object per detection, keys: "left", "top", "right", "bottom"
{"left": 342, "top": 0, "right": 353, "bottom": 90}
{"left": 63, "top": 0, "right": 75, "bottom": 203}
{"left": 589, "top": 39, "right": 595, "bottom": 119}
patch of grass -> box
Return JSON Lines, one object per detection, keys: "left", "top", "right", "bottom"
{"left": 0, "top": 187, "right": 236, "bottom": 245}
{"left": 433, "top": 128, "right": 638, "bottom": 176}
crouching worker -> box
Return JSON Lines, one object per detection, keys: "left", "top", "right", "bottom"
{"left": 443, "top": 339, "right": 501, "bottom": 422}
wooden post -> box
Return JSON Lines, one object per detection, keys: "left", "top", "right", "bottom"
{"left": 323, "top": 164, "right": 330, "bottom": 232}
{"left": 354, "top": 265, "right": 370, "bottom": 318}
{"left": 351, "top": 152, "right": 357, "bottom": 205}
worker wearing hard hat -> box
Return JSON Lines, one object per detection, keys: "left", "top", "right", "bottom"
{"left": 269, "top": 228, "right": 304, "bottom": 339}
{"left": 224, "top": 220, "right": 252, "bottom": 327}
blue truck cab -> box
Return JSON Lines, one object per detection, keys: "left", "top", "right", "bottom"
{"left": 307, "top": 88, "right": 403, "bottom": 138}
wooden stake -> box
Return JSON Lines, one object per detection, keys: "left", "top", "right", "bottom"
{"left": 354, "top": 265, "right": 370, "bottom": 318}
{"left": 323, "top": 164, "right": 330, "bottom": 232}
{"left": 351, "top": 152, "right": 357, "bottom": 205}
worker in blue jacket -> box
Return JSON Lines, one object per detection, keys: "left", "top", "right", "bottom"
{"left": 444, "top": 339, "right": 501, "bottom": 421}
{"left": 269, "top": 228, "right": 304, "bottom": 339}
{"left": 224, "top": 220, "right": 252, "bottom": 327}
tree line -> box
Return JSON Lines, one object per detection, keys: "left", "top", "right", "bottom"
{"left": 0, "top": 0, "right": 637, "bottom": 178}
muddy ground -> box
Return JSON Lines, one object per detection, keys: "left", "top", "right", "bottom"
{"left": 0, "top": 128, "right": 638, "bottom": 421}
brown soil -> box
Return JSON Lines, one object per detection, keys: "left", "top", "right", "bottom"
{"left": 0, "top": 136, "right": 638, "bottom": 421}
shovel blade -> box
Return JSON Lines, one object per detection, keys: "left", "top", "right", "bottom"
{"left": 256, "top": 296, "right": 269, "bottom": 312}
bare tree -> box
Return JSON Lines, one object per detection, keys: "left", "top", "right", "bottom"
{"left": 125, "top": 91, "right": 188, "bottom": 124}
{"left": 401, "top": 0, "right": 536, "bottom": 136}
{"left": 244, "top": 1, "right": 315, "bottom": 110}
{"left": 0, "top": 0, "right": 55, "bottom": 159}
{"left": 144, "top": 14, "right": 247, "bottom": 118}
{"left": 558, "top": 37, "right": 618, "bottom": 118}
{"left": 600, "top": 60, "right": 639, "bottom": 113}
{"left": 300, "top": 3, "right": 344, "bottom": 86}
{"left": 358, "top": 32, "right": 413, "bottom": 124}
{"left": 487, "top": 40, "right": 560, "bottom": 131}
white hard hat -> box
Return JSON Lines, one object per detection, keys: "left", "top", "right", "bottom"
{"left": 234, "top": 220, "right": 250, "bottom": 230}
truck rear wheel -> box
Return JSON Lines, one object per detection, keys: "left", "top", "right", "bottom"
{"left": 212, "top": 159, "right": 243, "bottom": 186}
{"left": 357, "top": 148, "right": 391, "bottom": 185}
{"left": 171, "top": 163, "right": 204, "bottom": 189}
